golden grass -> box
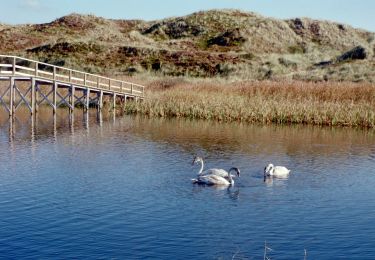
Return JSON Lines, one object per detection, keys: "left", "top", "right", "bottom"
{"left": 123, "top": 79, "right": 375, "bottom": 128}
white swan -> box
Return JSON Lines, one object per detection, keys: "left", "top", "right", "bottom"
{"left": 264, "top": 163, "right": 290, "bottom": 178}
{"left": 192, "top": 173, "right": 235, "bottom": 186}
{"left": 192, "top": 156, "right": 240, "bottom": 179}
{"left": 191, "top": 156, "right": 240, "bottom": 186}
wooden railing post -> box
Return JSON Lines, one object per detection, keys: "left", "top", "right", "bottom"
{"left": 120, "top": 81, "right": 123, "bottom": 93}
{"left": 84, "top": 73, "right": 87, "bottom": 85}
{"left": 12, "top": 57, "right": 16, "bottom": 75}
{"left": 97, "top": 77, "right": 100, "bottom": 89}
{"left": 69, "top": 70, "right": 72, "bottom": 82}
{"left": 35, "top": 62, "right": 38, "bottom": 76}
{"left": 53, "top": 66, "right": 56, "bottom": 80}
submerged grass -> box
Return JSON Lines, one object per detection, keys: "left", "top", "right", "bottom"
{"left": 123, "top": 79, "right": 375, "bottom": 128}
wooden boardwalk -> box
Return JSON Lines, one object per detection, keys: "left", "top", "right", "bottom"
{"left": 0, "top": 55, "right": 145, "bottom": 117}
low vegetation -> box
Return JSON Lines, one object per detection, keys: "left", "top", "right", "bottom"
{"left": 1, "top": 10, "right": 374, "bottom": 82}
{"left": 123, "top": 79, "right": 375, "bottom": 128}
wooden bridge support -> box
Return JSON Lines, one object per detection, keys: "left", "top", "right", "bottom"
{"left": 0, "top": 76, "right": 140, "bottom": 118}
{"left": 98, "top": 91, "right": 103, "bottom": 111}
{"left": 31, "top": 78, "right": 35, "bottom": 114}
{"left": 53, "top": 81, "right": 57, "bottom": 114}
{"left": 0, "top": 55, "right": 145, "bottom": 118}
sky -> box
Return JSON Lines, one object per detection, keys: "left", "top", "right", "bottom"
{"left": 0, "top": 0, "right": 374, "bottom": 32}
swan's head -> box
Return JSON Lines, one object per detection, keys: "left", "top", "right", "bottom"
{"left": 264, "top": 163, "right": 274, "bottom": 175}
{"left": 192, "top": 156, "right": 203, "bottom": 165}
{"left": 229, "top": 167, "right": 241, "bottom": 177}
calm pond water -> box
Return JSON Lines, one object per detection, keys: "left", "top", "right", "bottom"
{"left": 1, "top": 108, "right": 375, "bottom": 259}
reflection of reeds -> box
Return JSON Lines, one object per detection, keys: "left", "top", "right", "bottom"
{"left": 123, "top": 80, "right": 375, "bottom": 128}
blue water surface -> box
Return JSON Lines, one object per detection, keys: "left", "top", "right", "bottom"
{"left": 1, "top": 108, "right": 375, "bottom": 259}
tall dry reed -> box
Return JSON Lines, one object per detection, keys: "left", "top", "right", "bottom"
{"left": 124, "top": 80, "right": 375, "bottom": 128}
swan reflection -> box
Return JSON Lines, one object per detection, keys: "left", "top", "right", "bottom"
{"left": 192, "top": 185, "right": 240, "bottom": 201}
{"left": 264, "top": 175, "right": 289, "bottom": 187}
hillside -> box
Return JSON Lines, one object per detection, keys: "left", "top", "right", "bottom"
{"left": 1, "top": 9, "right": 374, "bottom": 82}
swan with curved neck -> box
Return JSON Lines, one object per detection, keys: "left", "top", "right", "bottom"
{"left": 192, "top": 156, "right": 240, "bottom": 178}
{"left": 264, "top": 163, "right": 290, "bottom": 178}
{"left": 192, "top": 156, "right": 205, "bottom": 175}
{"left": 191, "top": 156, "right": 240, "bottom": 186}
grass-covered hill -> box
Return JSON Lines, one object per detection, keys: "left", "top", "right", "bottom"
{"left": 1, "top": 9, "right": 374, "bottom": 82}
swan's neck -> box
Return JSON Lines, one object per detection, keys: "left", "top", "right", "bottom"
{"left": 265, "top": 166, "right": 274, "bottom": 176}
{"left": 198, "top": 160, "right": 204, "bottom": 175}
{"left": 227, "top": 171, "right": 234, "bottom": 185}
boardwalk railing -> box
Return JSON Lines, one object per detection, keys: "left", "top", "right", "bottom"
{"left": 0, "top": 55, "right": 145, "bottom": 117}
{"left": 0, "top": 55, "right": 145, "bottom": 97}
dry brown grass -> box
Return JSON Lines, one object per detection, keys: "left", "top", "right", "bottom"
{"left": 3, "top": 10, "right": 374, "bottom": 82}
{"left": 124, "top": 79, "right": 375, "bottom": 128}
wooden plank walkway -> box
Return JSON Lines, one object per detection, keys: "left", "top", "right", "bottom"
{"left": 0, "top": 55, "right": 145, "bottom": 116}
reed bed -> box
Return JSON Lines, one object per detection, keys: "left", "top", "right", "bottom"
{"left": 123, "top": 79, "right": 375, "bottom": 128}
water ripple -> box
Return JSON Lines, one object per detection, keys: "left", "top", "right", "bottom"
{"left": 1, "top": 110, "right": 375, "bottom": 259}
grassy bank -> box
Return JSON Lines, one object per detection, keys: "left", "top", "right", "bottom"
{"left": 123, "top": 79, "right": 375, "bottom": 128}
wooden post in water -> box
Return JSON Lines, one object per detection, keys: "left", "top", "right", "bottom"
{"left": 70, "top": 85, "right": 75, "bottom": 112}
{"left": 31, "top": 78, "right": 36, "bottom": 115}
{"left": 113, "top": 93, "right": 116, "bottom": 110}
{"left": 35, "top": 82, "right": 39, "bottom": 113}
{"left": 12, "top": 79, "right": 16, "bottom": 113}
{"left": 53, "top": 113, "right": 57, "bottom": 141}
{"left": 98, "top": 90, "right": 103, "bottom": 111}
{"left": 69, "top": 109, "right": 74, "bottom": 134}
{"left": 9, "top": 77, "right": 14, "bottom": 117}
{"left": 9, "top": 116, "right": 14, "bottom": 141}
{"left": 85, "top": 89, "right": 90, "bottom": 111}
{"left": 53, "top": 81, "right": 57, "bottom": 114}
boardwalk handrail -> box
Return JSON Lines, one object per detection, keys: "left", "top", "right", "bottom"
{"left": 0, "top": 55, "right": 145, "bottom": 97}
